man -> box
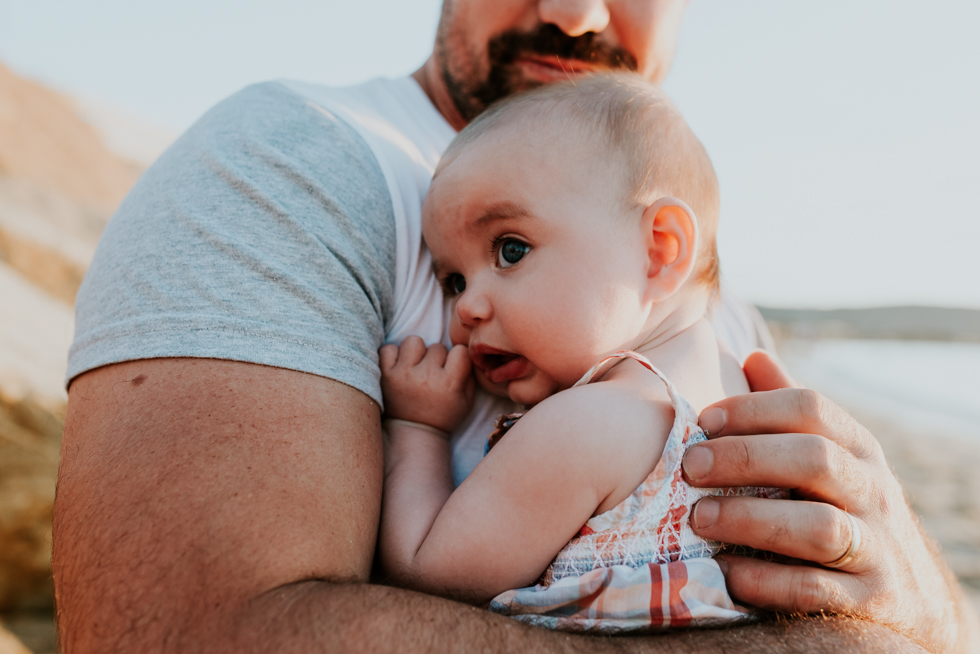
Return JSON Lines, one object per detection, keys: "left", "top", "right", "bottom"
{"left": 54, "top": 0, "right": 975, "bottom": 652}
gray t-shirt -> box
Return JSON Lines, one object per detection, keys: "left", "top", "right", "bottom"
{"left": 70, "top": 81, "right": 398, "bottom": 406}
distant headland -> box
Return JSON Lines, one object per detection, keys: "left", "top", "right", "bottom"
{"left": 759, "top": 306, "right": 980, "bottom": 342}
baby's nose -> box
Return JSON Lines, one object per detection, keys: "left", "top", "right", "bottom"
{"left": 454, "top": 288, "right": 492, "bottom": 326}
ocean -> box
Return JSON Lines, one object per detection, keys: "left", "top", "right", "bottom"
{"left": 777, "top": 339, "right": 980, "bottom": 443}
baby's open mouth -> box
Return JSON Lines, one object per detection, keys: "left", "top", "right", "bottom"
{"left": 470, "top": 346, "right": 530, "bottom": 384}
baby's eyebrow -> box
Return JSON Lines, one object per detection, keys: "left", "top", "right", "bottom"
{"left": 472, "top": 202, "right": 533, "bottom": 232}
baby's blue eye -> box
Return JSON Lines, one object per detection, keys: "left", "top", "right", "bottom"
{"left": 497, "top": 239, "right": 530, "bottom": 268}
{"left": 446, "top": 274, "right": 466, "bottom": 295}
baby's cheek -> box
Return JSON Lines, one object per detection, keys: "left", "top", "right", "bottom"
{"left": 448, "top": 311, "right": 470, "bottom": 347}
{"left": 507, "top": 374, "right": 563, "bottom": 407}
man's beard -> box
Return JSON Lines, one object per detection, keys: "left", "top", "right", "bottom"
{"left": 441, "top": 23, "right": 638, "bottom": 124}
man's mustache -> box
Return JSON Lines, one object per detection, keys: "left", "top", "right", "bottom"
{"left": 487, "top": 23, "right": 638, "bottom": 72}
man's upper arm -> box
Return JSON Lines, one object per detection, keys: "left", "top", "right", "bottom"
{"left": 68, "top": 81, "right": 397, "bottom": 407}
{"left": 54, "top": 357, "right": 383, "bottom": 651}
{"left": 55, "top": 81, "right": 397, "bottom": 650}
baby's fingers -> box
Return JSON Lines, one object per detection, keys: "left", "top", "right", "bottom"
{"left": 422, "top": 343, "right": 448, "bottom": 368}
{"left": 397, "top": 336, "right": 427, "bottom": 367}
{"left": 445, "top": 344, "right": 472, "bottom": 382}
{"left": 379, "top": 344, "right": 399, "bottom": 373}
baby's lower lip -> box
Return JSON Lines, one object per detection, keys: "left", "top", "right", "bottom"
{"left": 484, "top": 356, "right": 529, "bottom": 384}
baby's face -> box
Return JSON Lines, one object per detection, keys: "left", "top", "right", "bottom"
{"left": 423, "top": 123, "right": 652, "bottom": 405}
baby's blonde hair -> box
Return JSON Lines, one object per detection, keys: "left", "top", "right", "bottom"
{"left": 440, "top": 73, "right": 721, "bottom": 292}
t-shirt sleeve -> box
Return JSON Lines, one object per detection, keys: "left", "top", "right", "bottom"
{"left": 68, "top": 81, "right": 397, "bottom": 406}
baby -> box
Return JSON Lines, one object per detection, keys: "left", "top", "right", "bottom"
{"left": 378, "top": 73, "right": 780, "bottom": 632}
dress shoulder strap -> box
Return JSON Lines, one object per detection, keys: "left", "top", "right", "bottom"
{"left": 572, "top": 350, "right": 672, "bottom": 391}
{"left": 572, "top": 351, "right": 697, "bottom": 426}
{"left": 485, "top": 350, "right": 696, "bottom": 455}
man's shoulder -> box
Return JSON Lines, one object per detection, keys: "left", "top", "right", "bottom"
{"left": 185, "top": 80, "right": 374, "bottom": 160}
{"left": 710, "top": 285, "right": 777, "bottom": 362}
{"left": 182, "top": 76, "right": 453, "bottom": 210}
{"left": 144, "top": 79, "right": 394, "bottom": 224}
{"left": 278, "top": 77, "right": 456, "bottom": 173}
{"left": 70, "top": 78, "right": 402, "bottom": 399}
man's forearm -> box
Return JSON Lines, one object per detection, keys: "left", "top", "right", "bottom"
{"left": 233, "top": 581, "right": 929, "bottom": 654}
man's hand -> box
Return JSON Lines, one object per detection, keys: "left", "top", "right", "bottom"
{"left": 380, "top": 336, "right": 474, "bottom": 434}
{"left": 682, "top": 350, "right": 979, "bottom": 653}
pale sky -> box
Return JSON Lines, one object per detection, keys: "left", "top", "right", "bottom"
{"left": 2, "top": 0, "right": 978, "bottom": 309}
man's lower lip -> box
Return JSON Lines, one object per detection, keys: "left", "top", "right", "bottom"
{"left": 484, "top": 356, "right": 529, "bottom": 384}
{"left": 516, "top": 58, "right": 595, "bottom": 81}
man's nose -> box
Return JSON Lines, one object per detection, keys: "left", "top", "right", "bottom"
{"left": 454, "top": 286, "right": 492, "bottom": 327}
{"left": 537, "top": 0, "right": 611, "bottom": 37}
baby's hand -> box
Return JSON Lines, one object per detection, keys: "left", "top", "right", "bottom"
{"left": 380, "top": 336, "right": 475, "bottom": 435}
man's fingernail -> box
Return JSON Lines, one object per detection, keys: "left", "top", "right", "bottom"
{"left": 699, "top": 407, "right": 727, "bottom": 436}
{"left": 716, "top": 558, "right": 730, "bottom": 575}
{"left": 682, "top": 445, "right": 714, "bottom": 481}
{"left": 693, "top": 498, "right": 720, "bottom": 531}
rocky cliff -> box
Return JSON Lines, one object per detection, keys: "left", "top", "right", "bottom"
{"left": 0, "top": 63, "right": 150, "bottom": 649}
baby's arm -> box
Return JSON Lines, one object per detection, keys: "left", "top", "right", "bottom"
{"left": 379, "top": 360, "right": 671, "bottom": 603}
{"left": 378, "top": 336, "right": 475, "bottom": 590}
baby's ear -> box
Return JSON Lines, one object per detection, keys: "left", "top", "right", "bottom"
{"left": 642, "top": 197, "right": 699, "bottom": 301}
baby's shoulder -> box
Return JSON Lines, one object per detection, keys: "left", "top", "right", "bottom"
{"left": 506, "top": 376, "right": 676, "bottom": 514}
{"left": 535, "top": 375, "right": 671, "bottom": 425}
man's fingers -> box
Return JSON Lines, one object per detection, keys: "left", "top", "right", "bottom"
{"left": 379, "top": 344, "right": 399, "bottom": 372}
{"left": 691, "top": 497, "right": 869, "bottom": 568}
{"left": 742, "top": 349, "right": 802, "bottom": 392}
{"left": 719, "top": 554, "right": 870, "bottom": 615}
{"left": 683, "top": 433, "right": 859, "bottom": 503}
{"left": 698, "top": 388, "right": 880, "bottom": 459}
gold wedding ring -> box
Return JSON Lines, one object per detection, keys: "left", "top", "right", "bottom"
{"left": 823, "top": 511, "right": 862, "bottom": 569}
